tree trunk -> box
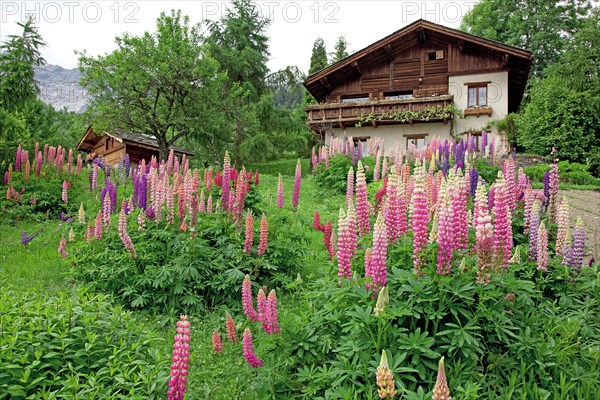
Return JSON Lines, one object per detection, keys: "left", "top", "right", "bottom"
{"left": 155, "top": 132, "right": 169, "bottom": 161}
{"left": 234, "top": 116, "right": 243, "bottom": 167}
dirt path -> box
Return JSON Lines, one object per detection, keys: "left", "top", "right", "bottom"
{"left": 559, "top": 190, "right": 600, "bottom": 263}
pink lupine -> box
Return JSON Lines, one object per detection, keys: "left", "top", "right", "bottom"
{"left": 376, "top": 350, "right": 397, "bottom": 399}
{"left": 336, "top": 209, "right": 352, "bottom": 279}
{"left": 516, "top": 167, "right": 529, "bottom": 200}
{"left": 15, "top": 145, "right": 21, "bottom": 170}
{"left": 102, "top": 194, "right": 112, "bottom": 228}
{"left": 233, "top": 167, "right": 248, "bottom": 223}
{"left": 311, "top": 146, "right": 317, "bottom": 169}
{"left": 242, "top": 328, "right": 264, "bottom": 368}
{"left": 244, "top": 211, "right": 254, "bottom": 254}
{"left": 137, "top": 210, "right": 146, "bottom": 231}
{"left": 212, "top": 330, "right": 223, "bottom": 353}
{"left": 225, "top": 311, "right": 238, "bottom": 342}
{"left": 548, "top": 162, "right": 560, "bottom": 223}
{"left": 94, "top": 212, "right": 103, "bottom": 240}
{"left": 313, "top": 210, "right": 324, "bottom": 231}
{"left": 257, "top": 288, "right": 268, "bottom": 331}
{"left": 369, "top": 213, "right": 388, "bottom": 291}
{"left": 292, "top": 159, "right": 302, "bottom": 210}
{"left": 528, "top": 202, "right": 541, "bottom": 261}
{"left": 384, "top": 168, "right": 400, "bottom": 243}
{"left": 373, "top": 149, "right": 382, "bottom": 181}
{"left": 36, "top": 153, "right": 42, "bottom": 177}
{"left": 555, "top": 198, "right": 570, "bottom": 259}
{"left": 266, "top": 289, "right": 280, "bottom": 334}
{"left": 503, "top": 155, "right": 516, "bottom": 211}
{"left": 492, "top": 173, "right": 512, "bottom": 269}
{"left": 323, "top": 221, "right": 334, "bottom": 259}
{"left": 199, "top": 190, "right": 206, "bottom": 213}
{"left": 346, "top": 166, "right": 354, "bottom": 206}
{"left": 58, "top": 236, "right": 68, "bottom": 258}
{"left": 207, "top": 194, "right": 213, "bottom": 213}
{"left": 276, "top": 173, "right": 284, "bottom": 209}
{"left": 450, "top": 174, "right": 468, "bottom": 251}
{"left": 537, "top": 221, "right": 549, "bottom": 272}
{"left": 346, "top": 203, "right": 358, "bottom": 258}
{"left": 204, "top": 167, "right": 213, "bottom": 192}
{"left": 475, "top": 182, "right": 494, "bottom": 285}
{"left": 258, "top": 213, "right": 268, "bottom": 255}
{"left": 61, "top": 180, "right": 68, "bottom": 203}
{"left": 523, "top": 189, "right": 535, "bottom": 234}
{"left": 177, "top": 184, "right": 186, "bottom": 222}
{"left": 432, "top": 357, "right": 451, "bottom": 400}
{"left": 167, "top": 315, "right": 191, "bottom": 400}
{"left": 355, "top": 161, "right": 370, "bottom": 236}
{"left": 411, "top": 167, "right": 429, "bottom": 276}
{"left": 242, "top": 275, "right": 260, "bottom": 322}
{"left": 91, "top": 163, "right": 98, "bottom": 191}
{"left": 221, "top": 151, "right": 231, "bottom": 211}
{"left": 436, "top": 188, "right": 454, "bottom": 275}
{"left": 76, "top": 154, "right": 82, "bottom": 175}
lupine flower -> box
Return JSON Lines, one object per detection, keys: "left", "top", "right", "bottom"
{"left": 469, "top": 167, "right": 479, "bottom": 198}
{"left": 313, "top": 210, "right": 324, "bottom": 231}
{"left": 225, "top": 311, "right": 238, "bottom": 342}
{"left": 292, "top": 159, "right": 302, "bottom": 210}
{"left": 555, "top": 198, "right": 570, "bottom": 259}
{"left": 207, "top": 194, "right": 213, "bottom": 213}
{"left": 537, "top": 221, "right": 549, "bottom": 272}
{"left": 503, "top": 155, "right": 516, "bottom": 211}
{"left": 276, "top": 173, "right": 284, "bottom": 209}
{"left": 94, "top": 212, "right": 103, "bottom": 240}
{"left": 384, "top": 168, "right": 400, "bottom": 243}
{"left": 437, "top": 188, "right": 454, "bottom": 275}
{"left": 355, "top": 161, "right": 370, "bottom": 236}
{"left": 212, "top": 330, "right": 223, "bottom": 353}
{"left": 548, "top": 162, "right": 560, "bottom": 223}
{"left": 564, "top": 217, "right": 585, "bottom": 272}
{"left": 432, "top": 357, "right": 451, "bottom": 400}
{"left": 167, "top": 315, "right": 191, "bottom": 400}
{"left": 21, "top": 230, "right": 35, "bottom": 245}
{"left": 323, "top": 221, "right": 334, "bottom": 259}
{"left": 254, "top": 170, "right": 260, "bottom": 186}
{"left": 102, "top": 194, "right": 112, "bottom": 228}
{"left": 242, "top": 275, "right": 260, "bottom": 322}
{"left": 346, "top": 166, "right": 354, "bottom": 206}
{"left": 492, "top": 173, "right": 512, "bottom": 269}
{"left": 375, "top": 177, "right": 387, "bottom": 211}
{"left": 336, "top": 209, "right": 352, "bottom": 279}
{"left": 68, "top": 227, "right": 75, "bottom": 242}
{"left": 36, "top": 153, "right": 42, "bottom": 177}
{"left": 373, "top": 149, "right": 382, "bottom": 181}
{"left": 374, "top": 286, "right": 389, "bottom": 316}
{"left": 78, "top": 203, "right": 86, "bottom": 224}
{"left": 346, "top": 203, "right": 358, "bottom": 259}
{"left": 242, "top": 328, "right": 264, "bottom": 368}
{"left": 221, "top": 151, "right": 231, "bottom": 211}
{"left": 369, "top": 213, "right": 388, "bottom": 292}
{"left": 266, "top": 289, "right": 280, "bottom": 334}
{"left": 528, "top": 202, "right": 541, "bottom": 261}
{"left": 233, "top": 167, "right": 248, "bottom": 223}
{"left": 61, "top": 180, "right": 68, "bottom": 203}
{"left": 475, "top": 182, "right": 494, "bottom": 285}
{"left": 244, "top": 211, "right": 254, "bottom": 254}
{"left": 137, "top": 210, "right": 146, "bottom": 231}
{"left": 258, "top": 213, "right": 268, "bottom": 255}
{"left": 412, "top": 166, "right": 429, "bottom": 276}
{"left": 450, "top": 173, "right": 468, "bottom": 252}
{"left": 376, "top": 350, "right": 397, "bottom": 399}
{"left": 58, "top": 236, "right": 68, "bottom": 258}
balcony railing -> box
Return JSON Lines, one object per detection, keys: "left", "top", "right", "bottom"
{"left": 306, "top": 95, "right": 454, "bottom": 129}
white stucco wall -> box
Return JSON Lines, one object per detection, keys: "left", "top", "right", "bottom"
{"left": 325, "top": 70, "right": 511, "bottom": 155}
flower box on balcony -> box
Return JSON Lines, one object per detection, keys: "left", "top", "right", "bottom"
{"left": 464, "top": 107, "right": 493, "bottom": 117}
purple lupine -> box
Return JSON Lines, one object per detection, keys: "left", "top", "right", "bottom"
{"left": 36, "top": 153, "right": 42, "bottom": 177}
{"left": 455, "top": 140, "right": 465, "bottom": 170}
{"left": 543, "top": 171, "right": 550, "bottom": 212}
{"left": 139, "top": 173, "right": 148, "bottom": 209}
{"left": 21, "top": 230, "right": 35, "bottom": 245}
{"left": 124, "top": 154, "right": 130, "bottom": 178}
{"left": 564, "top": 217, "right": 585, "bottom": 272}
{"left": 469, "top": 168, "right": 479, "bottom": 197}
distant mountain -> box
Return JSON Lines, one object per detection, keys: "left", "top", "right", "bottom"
{"left": 35, "top": 65, "right": 88, "bottom": 113}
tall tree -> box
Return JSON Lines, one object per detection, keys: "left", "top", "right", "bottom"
{"left": 78, "top": 10, "right": 225, "bottom": 160}
{"left": 308, "top": 38, "right": 328, "bottom": 75}
{"left": 331, "top": 35, "right": 349, "bottom": 64}
{"left": 205, "top": 0, "right": 270, "bottom": 165}
{"left": 460, "top": 0, "right": 592, "bottom": 77}
{"left": 516, "top": 10, "right": 600, "bottom": 165}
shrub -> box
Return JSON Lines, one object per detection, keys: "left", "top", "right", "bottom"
{"left": 473, "top": 158, "right": 499, "bottom": 185}
{"left": 0, "top": 286, "right": 169, "bottom": 398}
{"left": 314, "top": 155, "right": 376, "bottom": 194}
{"left": 524, "top": 161, "right": 600, "bottom": 186}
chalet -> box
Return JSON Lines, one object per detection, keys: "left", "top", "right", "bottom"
{"left": 304, "top": 19, "right": 533, "bottom": 154}
{"left": 76, "top": 126, "right": 194, "bottom": 165}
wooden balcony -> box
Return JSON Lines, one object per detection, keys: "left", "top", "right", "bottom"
{"left": 306, "top": 95, "right": 454, "bottom": 129}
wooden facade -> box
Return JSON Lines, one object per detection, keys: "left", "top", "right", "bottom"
{"left": 76, "top": 127, "right": 193, "bottom": 165}
{"left": 304, "top": 20, "right": 532, "bottom": 134}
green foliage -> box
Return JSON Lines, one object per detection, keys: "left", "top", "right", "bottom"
{"left": 246, "top": 158, "right": 310, "bottom": 177}
{"left": 473, "top": 158, "right": 499, "bottom": 185}
{"left": 314, "top": 155, "right": 376, "bottom": 194}
{"left": 0, "top": 286, "right": 169, "bottom": 398}
{"left": 308, "top": 38, "right": 328, "bottom": 75}
{"left": 524, "top": 160, "right": 600, "bottom": 186}
{"left": 331, "top": 35, "right": 350, "bottom": 64}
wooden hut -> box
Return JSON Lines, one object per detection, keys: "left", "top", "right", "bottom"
{"left": 76, "top": 126, "right": 194, "bottom": 165}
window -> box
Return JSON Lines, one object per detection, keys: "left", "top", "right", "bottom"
{"left": 467, "top": 83, "right": 488, "bottom": 107}
{"left": 341, "top": 94, "right": 370, "bottom": 103}
{"left": 427, "top": 50, "right": 444, "bottom": 61}
{"left": 469, "top": 131, "right": 482, "bottom": 150}
{"left": 353, "top": 137, "right": 369, "bottom": 155}
{"left": 384, "top": 91, "right": 413, "bottom": 100}
{"left": 105, "top": 138, "right": 112, "bottom": 151}
{"left": 406, "top": 135, "right": 427, "bottom": 152}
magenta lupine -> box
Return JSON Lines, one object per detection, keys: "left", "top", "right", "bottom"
{"left": 432, "top": 357, "right": 451, "bottom": 400}
{"left": 61, "top": 180, "right": 68, "bottom": 203}
{"left": 537, "top": 221, "right": 549, "bottom": 272}
{"left": 528, "top": 201, "right": 541, "bottom": 261}
{"left": 346, "top": 166, "right": 354, "bottom": 206}
{"left": 36, "top": 153, "right": 42, "bottom": 177}
{"left": 276, "top": 173, "right": 285, "bottom": 208}
{"left": 492, "top": 173, "right": 512, "bottom": 269}
{"left": 212, "top": 330, "right": 223, "bottom": 353}
{"left": 411, "top": 167, "right": 429, "bottom": 276}
{"left": 167, "top": 315, "right": 191, "bottom": 400}
{"left": 475, "top": 182, "right": 494, "bottom": 285}
{"left": 355, "top": 161, "right": 370, "bottom": 236}
{"left": 221, "top": 151, "right": 231, "bottom": 211}
{"left": 369, "top": 213, "right": 388, "bottom": 292}
{"left": 450, "top": 173, "right": 468, "bottom": 251}
{"left": 336, "top": 209, "right": 352, "bottom": 279}
{"left": 313, "top": 210, "right": 323, "bottom": 231}
{"left": 266, "top": 289, "right": 280, "bottom": 334}
{"left": 58, "top": 236, "right": 68, "bottom": 258}
{"left": 292, "top": 159, "right": 302, "bottom": 210}
{"left": 555, "top": 198, "right": 570, "bottom": 259}
{"left": 242, "top": 328, "right": 264, "bottom": 368}
{"left": 244, "top": 211, "right": 254, "bottom": 254}
{"left": 258, "top": 213, "right": 268, "bottom": 255}
{"left": 323, "top": 221, "right": 334, "bottom": 259}
{"left": 436, "top": 187, "right": 454, "bottom": 275}
{"left": 548, "top": 162, "right": 560, "bottom": 222}
{"left": 242, "top": 275, "right": 260, "bottom": 322}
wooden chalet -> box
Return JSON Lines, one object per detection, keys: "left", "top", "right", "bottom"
{"left": 76, "top": 126, "right": 194, "bottom": 165}
{"left": 304, "top": 19, "right": 533, "bottom": 153}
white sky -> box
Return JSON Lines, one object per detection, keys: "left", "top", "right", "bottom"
{"left": 0, "top": 1, "right": 480, "bottom": 74}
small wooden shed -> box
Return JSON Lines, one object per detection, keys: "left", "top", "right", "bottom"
{"left": 76, "top": 126, "right": 194, "bottom": 165}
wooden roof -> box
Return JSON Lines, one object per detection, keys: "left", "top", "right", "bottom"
{"left": 77, "top": 126, "right": 194, "bottom": 156}
{"left": 304, "top": 19, "right": 533, "bottom": 112}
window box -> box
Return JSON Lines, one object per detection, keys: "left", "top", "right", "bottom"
{"left": 464, "top": 107, "right": 493, "bottom": 117}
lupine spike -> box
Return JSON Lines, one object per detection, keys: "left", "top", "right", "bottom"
{"left": 167, "top": 315, "right": 191, "bottom": 400}
{"left": 211, "top": 330, "right": 223, "bottom": 353}
{"left": 244, "top": 210, "right": 254, "bottom": 254}
{"left": 376, "top": 350, "right": 397, "bottom": 399}
{"left": 258, "top": 213, "right": 268, "bottom": 255}
{"left": 225, "top": 311, "right": 237, "bottom": 342}
{"left": 292, "top": 159, "right": 302, "bottom": 210}
{"left": 242, "top": 275, "right": 259, "bottom": 322}
{"left": 432, "top": 357, "right": 451, "bottom": 400}
{"left": 537, "top": 221, "right": 549, "bottom": 272}
{"left": 242, "top": 328, "right": 264, "bottom": 368}
{"left": 276, "top": 173, "right": 284, "bottom": 209}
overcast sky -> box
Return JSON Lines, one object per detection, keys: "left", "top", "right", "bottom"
{"left": 0, "top": 1, "right": 479, "bottom": 73}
